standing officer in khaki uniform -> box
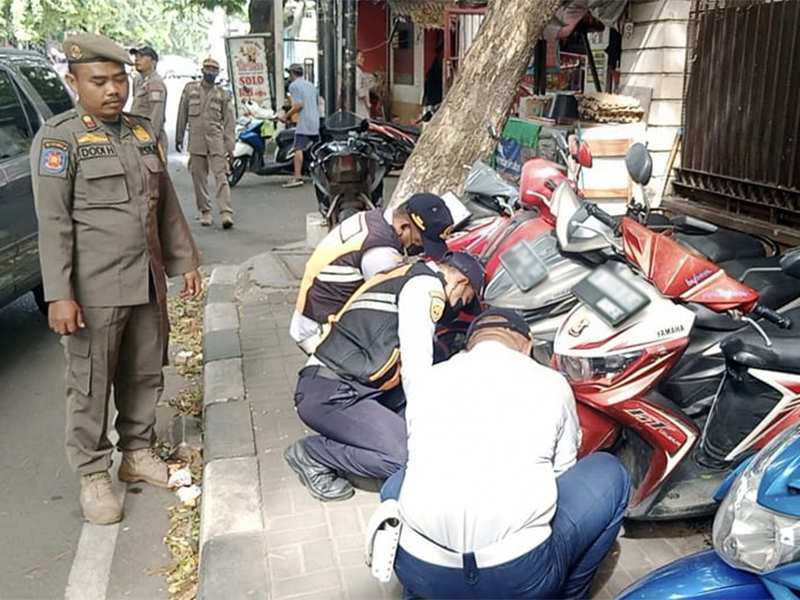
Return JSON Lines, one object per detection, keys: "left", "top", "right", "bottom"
{"left": 30, "top": 33, "right": 203, "bottom": 525}
{"left": 175, "top": 57, "right": 235, "bottom": 229}
{"left": 129, "top": 45, "right": 167, "bottom": 156}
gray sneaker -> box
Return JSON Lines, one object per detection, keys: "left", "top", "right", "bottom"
{"left": 284, "top": 440, "right": 354, "bottom": 501}
{"left": 118, "top": 448, "right": 169, "bottom": 488}
{"left": 80, "top": 472, "right": 123, "bottom": 525}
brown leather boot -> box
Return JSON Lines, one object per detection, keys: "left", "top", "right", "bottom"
{"left": 118, "top": 448, "right": 169, "bottom": 488}
{"left": 79, "top": 472, "right": 123, "bottom": 525}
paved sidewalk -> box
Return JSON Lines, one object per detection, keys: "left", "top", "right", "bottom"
{"left": 197, "top": 241, "right": 713, "bottom": 600}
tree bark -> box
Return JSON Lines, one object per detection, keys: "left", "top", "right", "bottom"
{"left": 249, "top": 0, "right": 275, "bottom": 34}
{"left": 390, "top": 0, "right": 564, "bottom": 206}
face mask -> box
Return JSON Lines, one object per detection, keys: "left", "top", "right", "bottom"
{"left": 203, "top": 72, "right": 217, "bottom": 84}
{"left": 440, "top": 299, "right": 464, "bottom": 325}
{"left": 406, "top": 244, "right": 424, "bottom": 256}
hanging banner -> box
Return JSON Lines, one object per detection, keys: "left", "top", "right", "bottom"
{"left": 225, "top": 35, "right": 274, "bottom": 117}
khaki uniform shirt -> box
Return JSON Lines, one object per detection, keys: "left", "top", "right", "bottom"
{"left": 130, "top": 70, "right": 167, "bottom": 144}
{"left": 176, "top": 81, "right": 235, "bottom": 156}
{"left": 31, "top": 104, "right": 201, "bottom": 307}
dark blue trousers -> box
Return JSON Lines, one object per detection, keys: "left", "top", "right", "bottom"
{"left": 294, "top": 371, "right": 407, "bottom": 479}
{"left": 381, "top": 452, "right": 631, "bottom": 600}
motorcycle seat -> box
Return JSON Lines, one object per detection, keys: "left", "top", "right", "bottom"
{"left": 721, "top": 306, "right": 800, "bottom": 374}
{"left": 673, "top": 228, "right": 768, "bottom": 263}
{"left": 721, "top": 256, "right": 800, "bottom": 310}
{"left": 373, "top": 121, "right": 419, "bottom": 136}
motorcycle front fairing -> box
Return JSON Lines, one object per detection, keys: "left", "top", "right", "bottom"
{"left": 617, "top": 549, "right": 770, "bottom": 600}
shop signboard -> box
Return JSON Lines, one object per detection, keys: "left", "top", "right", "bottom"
{"left": 224, "top": 35, "right": 274, "bottom": 117}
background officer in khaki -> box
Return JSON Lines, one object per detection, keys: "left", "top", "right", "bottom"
{"left": 30, "top": 32, "right": 203, "bottom": 526}
{"left": 129, "top": 45, "right": 167, "bottom": 156}
{"left": 175, "top": 57, "right": 235, "bottom": 229}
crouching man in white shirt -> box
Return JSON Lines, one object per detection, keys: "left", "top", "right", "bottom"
{"left": 375, "top": 307, "right": 631, "bottom": 599}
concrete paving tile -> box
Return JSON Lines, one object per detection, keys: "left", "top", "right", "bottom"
{"left": 276, "top": 589, "right": 344, "bottom": 600}
{"left": 302, "top": 541, "right": 337, "bottom": 573}
{"left": 639, "top": 537, "right": 689, "bottom": 570}
{"left": 291, "top": 488, "right": 330, "bottom": 513}
{"left": 263, "top": 490, "right": 294, "bottom": 518}
{"left": 268, "top": 511, "right": 328, "bottom": 533}
{"left": 333, "top": 533, "right": 364, "bottom": 553}
{"left": 268, "top": 543, "right": 303, "bottom": 580}
{"left": 263, "top": 471, "right": 302, "bottom": 492}
{"left": 325, "top": 505, "right": 364, "bottom": 536}
{"left": 269, "top": 524, "right": 329, "bottom": 547}
{"left": 272, "top": 568, "right": 341, "bottom": 598}
{"left": 341, "top": 565, "right": 386, "bottom": 600}
{"left": 338, "top": 548, "right": 367, "bottom": 569}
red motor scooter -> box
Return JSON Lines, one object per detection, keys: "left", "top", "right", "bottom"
{"left": 551, "top": 188, "right": 799, "bottom": 520}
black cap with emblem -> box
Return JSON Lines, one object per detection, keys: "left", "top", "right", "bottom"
{"left": 465, "top": 307, "right": 532, "bottom": 342}
{"left": 63, "top": 33, "right": 133, "bottom": 66}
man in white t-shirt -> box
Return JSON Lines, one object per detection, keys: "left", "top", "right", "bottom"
{"left": 378, "top": 307, "right": 631, "bottom": 599}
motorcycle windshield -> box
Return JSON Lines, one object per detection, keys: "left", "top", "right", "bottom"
{"left": 620, "top": 218, "right": 759, "bottom": 313}
{"left": 325, "top": 110, "right": 364, "bottom": 136}
{"left": 464, "top": 160, "right": 520, "bottom": 203}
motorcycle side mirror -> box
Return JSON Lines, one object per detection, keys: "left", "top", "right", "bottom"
{"left": 577, "top": 140, "right": 593, "bottom": 168}
{"left": 625, "top": 142, "right": 653, "bottom": 185}
{"left": 358, "top": 119, "right": 370, "bottom": 133}
{"left": 780, "top": 247, "right": 800, "bottom": 279}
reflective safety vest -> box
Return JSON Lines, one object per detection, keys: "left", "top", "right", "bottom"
{"left": 296, "top": 210, "right": 403, "bottom": 325}
{"left": 315, "top": 261, "right": 439, "bottom": 390}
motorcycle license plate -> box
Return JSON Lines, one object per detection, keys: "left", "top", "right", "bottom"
{"left": 572, "top": 266, "right": 650, "bottom": 327}
{"left": 499, "top": 240, "right": 549, "bottom": 292}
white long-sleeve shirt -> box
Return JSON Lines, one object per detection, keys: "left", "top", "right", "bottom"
{"left": 398, "top": 340, "right": 580, "bottom": 553}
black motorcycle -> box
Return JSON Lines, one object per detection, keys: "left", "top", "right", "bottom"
{"left": 309, "top": 111, "right": 389, "bottom": 228}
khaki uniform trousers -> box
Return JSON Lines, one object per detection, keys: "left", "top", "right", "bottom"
{"left": 63, "top": 299, "right": 168, "bottom": 476}
{"left": 189, "top": 153, "right": 233, "bottom": 216}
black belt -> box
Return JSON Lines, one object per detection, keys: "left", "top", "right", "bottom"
{"left": 299, "top": 364, "right": 346, "bottom": 381}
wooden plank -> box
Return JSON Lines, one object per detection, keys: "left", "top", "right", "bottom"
{"left": 583, "top": 188, "right": 630, "bottom": 199}
{"left": 585, "top": 138, "right": 631, "bottom": 157}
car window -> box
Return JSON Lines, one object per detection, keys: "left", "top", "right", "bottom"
{"left": 0, "top": 69, "right": 33, "bottom": 160}
{"left": 15, "top": 76, "right": 41, "bottom": 134}
{"left": 18, "top": 63, "right": 73, "bottom": 117}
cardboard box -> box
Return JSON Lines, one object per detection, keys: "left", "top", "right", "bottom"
{"left": 518, "top": 96, "right": 551, "bottom": 121}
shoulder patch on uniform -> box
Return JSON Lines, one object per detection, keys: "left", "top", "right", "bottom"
{"left": 131, "top": 124, "right": 152, "bottom": 142}
{"left": 39, "top": 141, "right": 69, "bottom": 177}
{"left": 429, "top": 290, "right": 445, "bottom": 323}
{"left": 149, "top": 89, "right": 164, "bottom": 102}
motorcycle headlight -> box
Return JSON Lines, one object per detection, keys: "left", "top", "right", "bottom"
{"left": 554, "top": 351, "right": 641, "bottom": 383}
{"left": 713, "top": 423, "right": 800, "bottom": 573}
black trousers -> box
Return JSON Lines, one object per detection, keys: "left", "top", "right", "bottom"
{"left": 293, "top": 367, "right": 407, "bottom": 479}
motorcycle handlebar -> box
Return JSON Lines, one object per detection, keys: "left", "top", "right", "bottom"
{"left": 585, "top": 203, "right": 619, "bottom": 232}
{"left": 751, "top": 304, "right": 792, "bottom": 329}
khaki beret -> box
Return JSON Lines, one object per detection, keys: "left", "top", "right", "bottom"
{"left": 202, "top": 57, "right": 221, "bottom": 69}
{"left": 63, "top": 33, "right": 133, "bottom": 66}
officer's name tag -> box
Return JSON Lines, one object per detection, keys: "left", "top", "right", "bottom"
{"left": 138, "top": 143, "right": 158, "bottom": 156}
{"left": 78, "top": 144, "right": 116, "bottom": 159}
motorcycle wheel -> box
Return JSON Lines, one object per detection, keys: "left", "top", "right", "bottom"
{"left": 228, "top": 157, "right": 247, "bottom": 187}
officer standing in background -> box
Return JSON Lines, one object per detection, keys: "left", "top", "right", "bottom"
{"left": 129, "top": 46, "right": 167, "bottom": 156}
{"left": 30, "top": 33, "right": 202, "bottom": 525}
{"left": 176, "top": 57, "right": 236, "bottom": 229}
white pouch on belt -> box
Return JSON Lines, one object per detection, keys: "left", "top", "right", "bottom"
{"left": 364, "top": 499, "right": 402, "bottom": 583}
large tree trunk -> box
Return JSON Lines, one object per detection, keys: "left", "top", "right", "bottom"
{"left": 390, "top": 0, "right": 564, "bottom": 206}
{"left": 249, "top": 0, "right": 276, "bottom": 71}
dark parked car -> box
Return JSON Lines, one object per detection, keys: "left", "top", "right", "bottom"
{"left": 0, "top": 48, "right": 74, "bottom": 312}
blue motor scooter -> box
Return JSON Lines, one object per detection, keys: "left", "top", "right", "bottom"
{"left": 618, "top": 418, "right": 800, "bottom": 599}
{"left": 227, "top": 105, "right": 300, "bottom": 187}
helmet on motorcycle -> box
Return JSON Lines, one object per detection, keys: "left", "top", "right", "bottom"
{"left": 519, "top": 158, "right": 569, "bottom": 218}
